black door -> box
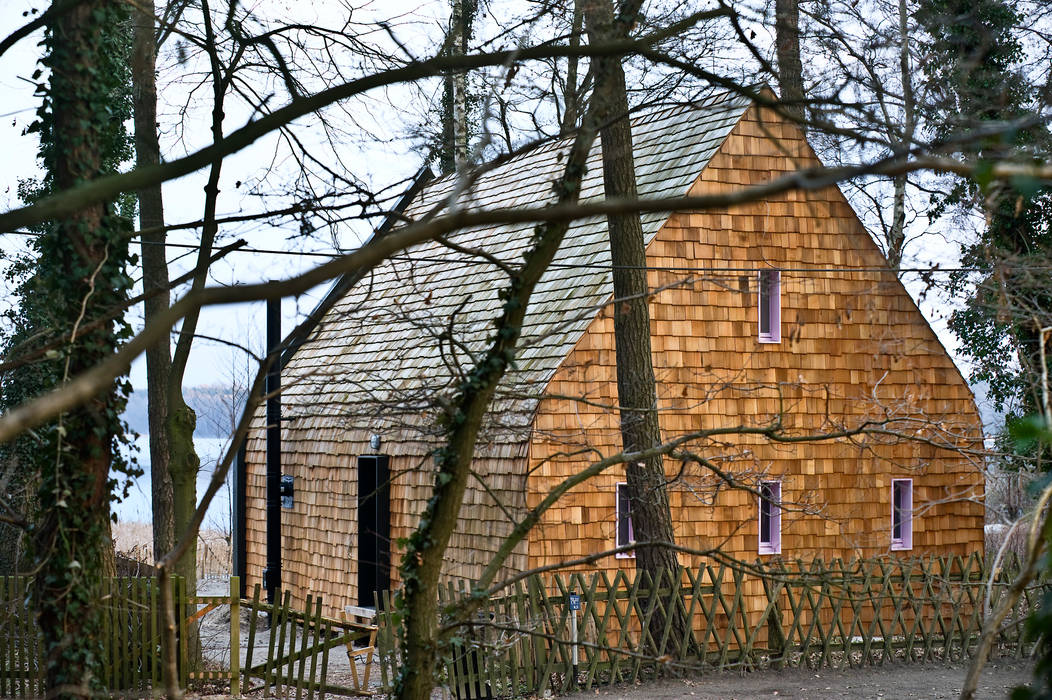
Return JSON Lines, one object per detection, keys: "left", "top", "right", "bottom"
{"left": 357, "top": 455, "right": 391, "bottom": 607}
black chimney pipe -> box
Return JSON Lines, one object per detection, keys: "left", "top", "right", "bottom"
{"left": 264, "top": 297, "right": 282, "bottom": 603}
{"left": 232, "top": 440, "right": 247, "bottom": 598}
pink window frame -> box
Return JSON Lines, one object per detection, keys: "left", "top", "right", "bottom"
{"left": 615, "top": 482, "right": 635, "bottom": 559}
{"left": 891, "top": 478, "right": 913, "bottom": 551}
{"left": 758, "top": 480, "right": 782, "bottom": 555}
{"left": 758, "top": 269, "right": 781, "bottom": 343}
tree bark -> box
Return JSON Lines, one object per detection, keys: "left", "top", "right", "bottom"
{"left": 886, "top": 0, "right": 916, "bottom": 270}
{"left": 775, "top": 0, "right": 805, "bottom": 124}
{"left": 133, "top": 0, "right": 177, "bottom": 563}
{"left": 33, "top": 1, "right": 129, "bottom": 695}
{"left": 582, "top": 0, "right": 691, "bottom": 655}
{"left": 162, "top": 0, "right": 239, "bottom": 646}
{"left": 394, "top": 74, "right": 604, "bottom": 700}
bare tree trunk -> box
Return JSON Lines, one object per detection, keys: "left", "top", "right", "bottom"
{"left": 886, "top": 0, "right": 916, "bottom": 270}
{"left": 165, "top": 0, "right": 235, "bottom": 608}
{"left": 775, "top": 0, "right": 805, "bottom": 123}
{"left": 133, "top": 0, "right": 213, "bottom": 675}
{"left": 133, "top": 0, "right": 176, "bottom": 562}
{"left": 560, "top": 0, "right": 584, "bottom": 135}
{"left": 582, "top": 0, "right": 690, "bottom": 655}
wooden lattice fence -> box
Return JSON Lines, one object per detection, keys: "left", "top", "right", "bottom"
{"left": 0, "top": 576, "right": 190, "bottom": 698}
{"left": 0, "top": 555, "right": 1043, "bottom": 698}
{"left": 374, "top": 554, "right": 1046, "bottom": 698}
{"left": 0, "top": 576, "right": 377, "bottom": 699}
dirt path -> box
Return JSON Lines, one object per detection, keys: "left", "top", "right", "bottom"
{"left": 559, "top": 659, "right": 1033, "bottom": 700}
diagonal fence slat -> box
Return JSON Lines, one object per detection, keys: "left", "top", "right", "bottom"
{"left": 369, "top": 555, "right": 1047, "bottom": 697}
{"left": 0, "top": 554, "right": 1043, "bottom": 699}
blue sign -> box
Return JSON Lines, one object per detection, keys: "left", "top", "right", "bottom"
{"left": 568, "top": 593, "right": 580, "bottom": 611}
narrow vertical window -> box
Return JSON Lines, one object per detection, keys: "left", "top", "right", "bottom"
{"left": 891, "top": 479, "right": 913, "bottom": 551}
{"left": 758, "top": 269, "right": 781, "bottom": 343}
{"left": 616, "top": 482, "right": 635, "bottom": 558}
{"left": 758, "top": 481, "right": 781, "bottom": 555}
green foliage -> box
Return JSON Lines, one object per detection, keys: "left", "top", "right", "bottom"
{"left": 918, "top": 0, "right": 1052, "bottom": 424}
{"left": 917, "top": 8, "right": 1052, "bottom": 687}
{"left": 1014, "top": 590, "right": 1052, "bottom": 700}
{"left": 916, "top": 0, "right": 1028, "bottom": 145}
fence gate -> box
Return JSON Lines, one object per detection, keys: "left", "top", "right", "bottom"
{"left": 235, "top": 584, "right": 378, "bottom": 698}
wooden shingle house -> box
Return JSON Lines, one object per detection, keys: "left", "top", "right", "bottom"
{"left": 241, "top": 89, "right": 985, "bottom": 615}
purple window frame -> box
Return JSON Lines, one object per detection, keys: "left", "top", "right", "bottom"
{"left": 758, "top": 269, "right": 781, "bottom": 343}
{"left": 891, "top": 479, "right": 913, "bottom": 551}
{"left": 758, "top": 480, "right": 782, "bottom": 555}
{"left": 616, "top": 482, "right": 635, "bottom": 558}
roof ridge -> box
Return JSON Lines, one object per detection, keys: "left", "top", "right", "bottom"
{"left": 272, "top": 86, "right": 757, "bottom": 437}
{"left": 420, "top": 87, "right": 754, "bottom": 194}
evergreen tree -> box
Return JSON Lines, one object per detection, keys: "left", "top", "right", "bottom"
{"left": 918, "top": 0, "right": 1051, "bottom": 419}
{"left": 919, "top": 3, "right": 1052, "bottom": 697}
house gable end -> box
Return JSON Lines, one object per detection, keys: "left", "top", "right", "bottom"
{"left": 528, "top": 102, "right": 983, "bottom": 570}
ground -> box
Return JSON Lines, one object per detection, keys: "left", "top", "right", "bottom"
{"left": 187, "top": 574, "right": 1036, "bottom": 700}
{"left": 184, "top": 652, "right": 1033, "bottom": 699}
{"left": 558, "top": 659, "right": 1033, "bottom": 700}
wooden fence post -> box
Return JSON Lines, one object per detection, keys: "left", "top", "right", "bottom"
{"left": 761, "top": 561, "right": 787, "bottom": 669}
{"left": 230, "top": 576, "right": 241, "bottom": 697}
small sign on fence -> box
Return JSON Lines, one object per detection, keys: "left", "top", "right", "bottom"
{"left": 568, "top": 593, "right": 580, "bottom": 611}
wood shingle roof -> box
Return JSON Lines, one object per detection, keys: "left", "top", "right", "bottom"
{"left": 281, "top": 90, "right": 753, "bottom": 451}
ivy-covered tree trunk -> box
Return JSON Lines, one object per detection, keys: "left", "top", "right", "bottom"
{"left": 393, "top": 72, "right": 607, "bottom": 700}
{"left": 438, "top": 0, "right": 476, "bottom": 174}
{"left": 27, "top": 0, "right": 135, "bottom": 696}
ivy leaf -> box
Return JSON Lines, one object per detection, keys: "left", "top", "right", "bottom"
{"left": 1026, "top": 472, "right": 1052, "bottom": 499}
{"left": 1011, "top": 174, "right": 1043, "bottom": 200}
{"left": 1008, "top": 414, "right": 1050, "bottom": 451}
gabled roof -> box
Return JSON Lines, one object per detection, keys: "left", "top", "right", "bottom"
{"left": 281, "top": 90, "right": 753, "bottom": 448}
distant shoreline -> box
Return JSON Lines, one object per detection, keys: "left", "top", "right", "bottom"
{"left": 113, "top": 435, "right": 232, "bottom": 531}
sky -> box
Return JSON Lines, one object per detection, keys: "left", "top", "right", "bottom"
{"left": 0, "top": 0, "right": 1004, "bottom": 440}
{"left": 0, "top": 1, "right": 441, "bottom": 394}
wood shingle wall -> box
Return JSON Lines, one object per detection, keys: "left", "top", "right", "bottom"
{"left": 528, "top": 105, "right": 984, "bottom": 600}
{"left": 243, "top": 411, "right": 529, "bottom": 615}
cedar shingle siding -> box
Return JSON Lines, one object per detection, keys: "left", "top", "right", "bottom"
{"left": 244, "top": 91, "right": 984, "bottom": 615}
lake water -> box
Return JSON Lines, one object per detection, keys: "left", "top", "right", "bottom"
{"left": 112, "top": 435, "right": 233, "bottom": 531}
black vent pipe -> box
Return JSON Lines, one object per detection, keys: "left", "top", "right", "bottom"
{"left": 264, "top": 297, "right": 282, "bottom": 603}
{"left": 233, "top": 440, "right": 247, "bottom": 598}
